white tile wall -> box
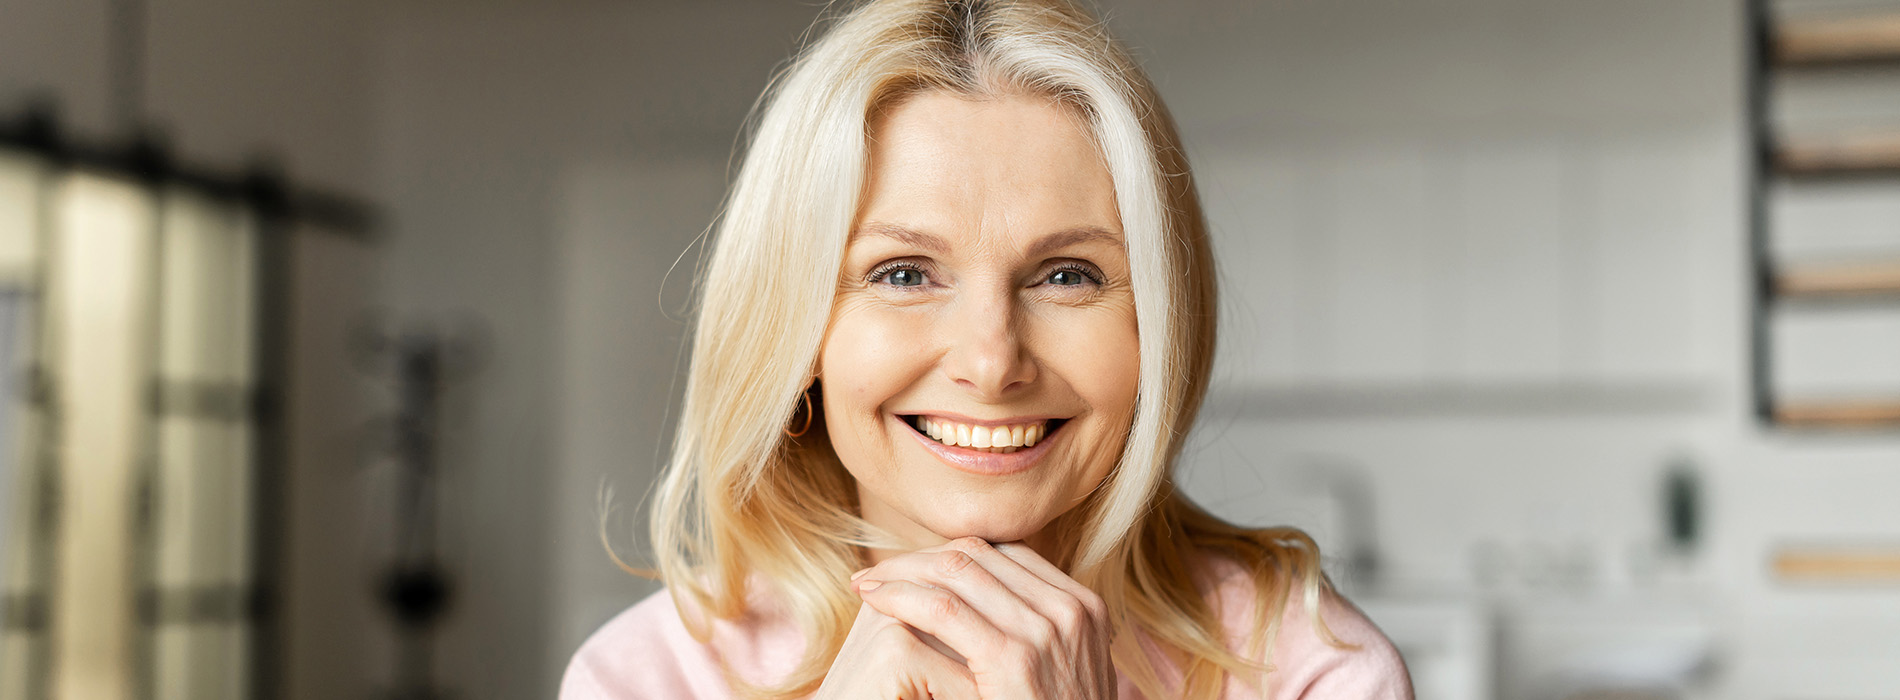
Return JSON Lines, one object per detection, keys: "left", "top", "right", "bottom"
{"left": 1772, "top": 179, "right": 1900, "bottom": 260}
{"left": 1775, "top": 309, "right": 1900, "bottom": 394}
{"left": 1448, "top": 139, "right": 1570, "bottom": 381}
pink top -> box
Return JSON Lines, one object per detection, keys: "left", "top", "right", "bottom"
{"left": 560, "top": 555, "right": 1413, "bottom": 699}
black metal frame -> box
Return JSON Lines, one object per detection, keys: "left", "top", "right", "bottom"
{"left": 250, "top": 173, "right": 292, "bottom": 700}
{"left": 0, "top": 104, "right": 378, "bottom": 238}
{"left": 1746, "top": 0, "right": 1775, "bottom": 426}
{"left": 0, "top": 100, "right": 379, "bottom": 700}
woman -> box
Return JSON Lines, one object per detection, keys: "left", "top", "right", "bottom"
{"left": 563, "top": 0, "right": 1411, "bottom": 698}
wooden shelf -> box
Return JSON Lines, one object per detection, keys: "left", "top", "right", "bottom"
{"left": 1773, "top": 399, "right": 1900, "bottom": 428}
{"left": 1776, "top": 131, "right": 1900, "bottom": 177}
{"left": 1775, "top": 259, "right": 1900, "bottom": 298}
{"left": 1775, "top": 546, "right": 1900, "bottom": 584}
{"left": 1776, "top": 12, "right": 1900, "bottom": 66}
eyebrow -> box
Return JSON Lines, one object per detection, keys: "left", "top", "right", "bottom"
{"left": 849, "top": 222, "right": 1125, "bottom": 258}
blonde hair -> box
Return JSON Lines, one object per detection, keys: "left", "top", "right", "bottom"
{"left": 645, "top": 1, "right": 1340, "bottom": 697}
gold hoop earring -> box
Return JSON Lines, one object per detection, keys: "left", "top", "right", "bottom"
{"left": 784, "top": 387, "right": 814, "bottom": 438}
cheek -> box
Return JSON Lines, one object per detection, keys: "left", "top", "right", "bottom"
{"left": 818, "top": 305, "right": 935, "bottom": 432}
{"left": 1034, "top": 306, "right": 1140, "bottom": 414}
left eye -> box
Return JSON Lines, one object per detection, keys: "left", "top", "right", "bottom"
{"left": 1049, "top": 270, "right": 1087, "bottom": 286}
{"left": 869, "top": 262, "right": 930, "bottom": 288}
{"left": 1044, "top": 264, "right": 1100, "bottom": 286}
{"left": 885, "top": 268, "right": 925, "bottom": 286}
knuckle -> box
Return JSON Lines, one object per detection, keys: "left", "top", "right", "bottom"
{"left": 1050, "top": 595, "right": 1087, "bottom": 629}
{"left": 1077, "top": 590, "right": 1107, "bottom": 617}
{"left": 1021, "top": 616, "right": 1057, "bottom": 646}
{"left": 935, "top": 550, "right": 975, "bottom": 576}
{"left": 924, "top": 589, "right": 962, "bottom": 621}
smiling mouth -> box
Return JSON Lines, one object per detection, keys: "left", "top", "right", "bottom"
{"left": 901, "top": 415, "right": 1069, "bottom": 454}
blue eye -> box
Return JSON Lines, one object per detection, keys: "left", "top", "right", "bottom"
{"left": 871, "top": 262, "right": 929, "bottom": 287}
{"left": 1045, "top": 263, "right": 1102, "bottom": 286}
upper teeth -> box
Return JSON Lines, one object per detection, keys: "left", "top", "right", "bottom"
{"left": 917, "top": 416, "right": 1047, "bottom": 452}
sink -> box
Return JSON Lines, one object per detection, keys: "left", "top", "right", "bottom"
{"left": 1352, "top": 591, "right": 1720, "bottom": 700}
{"left": 1492, "top": 594, "right": 1719, "bottom": 700}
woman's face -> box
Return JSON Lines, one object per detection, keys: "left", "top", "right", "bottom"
{"left": 818, "top": 91, "right": 1140, "bottom": 560}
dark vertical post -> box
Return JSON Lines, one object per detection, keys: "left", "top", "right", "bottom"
{"left": 127, "top": 127, "right": 171, "bottom": 700}
{"left": 245, "top": 163, "right": 292, "bottom": 700}
{"left": 1746, "top": 0, "right": 1777, "bottom": 426}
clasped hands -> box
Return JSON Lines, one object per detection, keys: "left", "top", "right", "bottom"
{"left": 813, "top": 537, "right": 1117, "bottom": 700}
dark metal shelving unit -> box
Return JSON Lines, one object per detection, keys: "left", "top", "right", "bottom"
{"left": 1748, "top": 0, "right": 1900, "bottom": 430}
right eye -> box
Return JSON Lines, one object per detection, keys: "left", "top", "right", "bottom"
{"left": 870, "top": 262, "right": 930, "bottom": 288}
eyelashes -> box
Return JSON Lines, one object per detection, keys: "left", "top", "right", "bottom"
{"left": 867, "top": 260, "right": 931, "bottom": 288}
{"left": 863, "top": 259, "right": 1107, "bottom": 289}
{"left": 1045, "top": 261, "right": 1104, "bottom": 286}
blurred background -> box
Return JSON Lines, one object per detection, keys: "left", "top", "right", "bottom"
{"left": 2, "top": 0, "right": 1899, "bottom": 699}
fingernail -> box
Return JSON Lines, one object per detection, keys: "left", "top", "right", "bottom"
{"left": 856, "top": 580, "right": 882, "bottom": 592}
{"left": 850, "top": 567, "right": 871, "bottom": 581}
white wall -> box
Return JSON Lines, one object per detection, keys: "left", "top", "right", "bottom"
{"left": 552, "top": 158, "right": 722, "bottom": 664}
{"left": 370, "top": 2, "right": 820, "bottom": 694}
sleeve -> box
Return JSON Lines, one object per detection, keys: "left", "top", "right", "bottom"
{"left": 1263, "top": 588, "right": 1415, "bottom": 700}
{"left": 558, "top": 655, "right": 616, "bottom": 700}
{"left": 557, "top": 589, "right": 726, "bottom": 700}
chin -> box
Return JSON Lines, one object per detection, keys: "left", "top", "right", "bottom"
{"left": 919, "top": 510, "right": 1049, "bottom": 545}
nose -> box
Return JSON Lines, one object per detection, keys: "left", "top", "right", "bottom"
{"left": 941, "top": 284, "right": 1036, "bottom": 399}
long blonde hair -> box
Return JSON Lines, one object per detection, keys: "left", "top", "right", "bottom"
{"left": 645, "top": 1, "right": 1339, "bottom": 697}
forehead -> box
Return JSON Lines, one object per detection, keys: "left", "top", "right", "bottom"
{"left": 856, "top": 91, "right": 1121, "bottom": 249}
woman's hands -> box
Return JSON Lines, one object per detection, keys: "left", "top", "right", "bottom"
{"left": 814, "top": 537, "right": 1116, "bottom": 700}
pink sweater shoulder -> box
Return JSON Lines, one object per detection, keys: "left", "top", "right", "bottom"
{"left": 560, "top": 557, "right": 1412, "bottom": 700}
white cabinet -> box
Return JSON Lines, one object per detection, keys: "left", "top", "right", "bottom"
{"left": 1193, "top": 131, "right": 1728, "bottom": 400}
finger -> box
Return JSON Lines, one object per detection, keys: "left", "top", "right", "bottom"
{"left": 920, "top": 538, "right": 1065, "bottom": 605}
{"left": 990, "top": 542, "right": 1105, "bottom": 614}
{"left": 857, "top": 546, "right": 1043, "bottom": 634}
{"left": 942, "top": 538, "right": 1106, "bottom": 627}
{"left": 855, "top": 578, "right": 1008, "bottom": 665}
{"left": 864, "top": 538, "right": 1105, "bottom": 639}
{"left": 981, "top": 541, "right": 1110, "bottom": 634}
